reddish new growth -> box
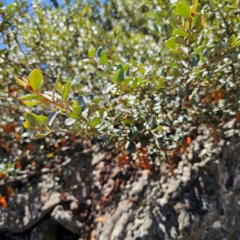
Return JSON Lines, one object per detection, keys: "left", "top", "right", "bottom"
{"left": 136, "top": 148, "right": 150, "bottom": 170}
{"left": 0, "top": 197, "right": 7, "bottom": 208}
{"left": 115, "top": 151, "right": 130, "bottom": 168}
{"left": 115, "top": 148, "right": 150, "bottom": 170}
{"left": 181, "top": 137, "right": 192, "bottom": 153}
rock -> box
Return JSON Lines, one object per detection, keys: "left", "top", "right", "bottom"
{"left": 30, "top": 218, "right": 58, "bottom": 240}
{"left": 51, "top": 205, "right": 83, "bottom": 235}
{"left": 0, "top": 188, "right": 61, "bottom": 233}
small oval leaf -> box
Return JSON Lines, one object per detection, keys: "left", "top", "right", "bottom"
{"left": 22, "top": 101, "right": 41, "bottom": 107}
{"left": 100, "top": 50, "right": 108, "bottom": 64}
{"left": 48, "top": 110, "right": 60, "bottom": 127}
{"left": 62, "top": 81, "right": 72, "bottom": 100}
{"left": 18, "top": 94, "right": 39, "bottom": 100}
{"left": 91, "top": 117, "right": 101, "bottom": 127}
{"left": 25, "top": 112, "right": 36, "bottom": 127}
{"left": 65, "top": 118, "right": 76, "bottom": 126}
{"left": 176, "top": 2, "right": 191, "bottom": 19}
{"left": 29, "top": 69, "right": 43, "bottom": 91}
{"left": 14, "top": 76, "right": 27, "bottom": 88}
{"left": 172, "top": 29, "right": 187, "bottom": 38}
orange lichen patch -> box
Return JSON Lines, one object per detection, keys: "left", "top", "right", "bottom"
{"left": 162, "top": 145, "right": 168, "bottom": 153}
{"left": 123, "top": 155, "right": 130, "bottom": 165}
{"left": 169, "top": 160, "right": 176, "bottom": 179}
{"left": 2, "top": 122, "right": 16, "bottom": 133}
{"left": 54, "top": 143, "right": 60, "bottom": 150}
{"left": 236, "top": 113, "right": 240, "bottom": 123}
{"left": 174, "top": 145, "right": 181, "bottom": 153}
{"left": 7, "top": 186, "right": 13, "bottom": 198}
{"left": 15, "top": 161, "right": 22, "bottom": 170}
{"left": 26, "top": 144, "right": 34, "bottom": 152}
{"left": 116, "top": 151, "right": 130, "bottom": 168}
{"left": 70, "top": 134, "right": 76, "bottom": 143}
{"left": 15, "top": 133, "right": 20, "bottom": 139}
{"left": 31, "top": 161, "right": 36, "bottom": 168}
{"left": 61, "top": 137, "right": 66, "bottom": 146}
{"left": 0, "top": 173, "right": 6, "bottom": 180}
{"left": 0, "top": 143, "right": 9, "bottom": 152}
{"left": 210, "top": 125, "right": 219, "bottom": 143}
{"left": 94, "top": 215, "right": 106, "bottom": 223}
{"left": 205, "top": 92, "right": 212, "bottom": 103}
{"left": 0, "top": 197, "right": 7, "bottom": 208}
{"left": 60, "top": 191, "right": 67, "bottom": 202}
{"left": 130, "top": 197, "right": 138, "bottom": 204}
{"left": 212, "top": 90, "right": 224, "bottom": 103}
{"left": 22, "top": 144, "right": 34, "bottom": 154}
{"left": 101, "top": 196, "right": 108, "bottom": 207}
{"left": 137, "top": 148, "right": 150, "bottom": 170}
{"left": 115, "top": 156, "right": 123, "bottom": 168}
{"left": 180, "top": 137, "right": 192, "bottom": 153}
{"left": 134, "top": 161, "right": 141, "bottom": 168}
{"left": 168, "top": 150, "right": 175, "bottom": 159}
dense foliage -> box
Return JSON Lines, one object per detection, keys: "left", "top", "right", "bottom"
{"left": 1, "top": 0, "right": 240, "bottom": 189}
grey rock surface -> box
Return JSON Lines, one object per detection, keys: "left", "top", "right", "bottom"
{"left": 0, "top": 188, "right": 61, "bottom": 233}
{"left": 93, "top": 121, "right": 240, "bottom": 240}
{"left": 1, "top": 120, "right": 240, "bottom": 240}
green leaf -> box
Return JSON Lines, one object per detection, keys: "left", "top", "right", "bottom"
{"left": 228, "top": 34, "right": 237, "bottom": 47}
{"left": 130, "top": 77, "right": 142, "bottom": 88}
{"left": 88, "top": 47, "right": 96, "bottom": 58}
{"left": 56, "top": 82, "right": 63, "bottom": 94}
{"left": 34, "top": 131, "right": 51, "bottom": 139}
{"left": 18, "top": 94, "right": 39, "bottom": 100}
{"left": 38, "top": 115, "right": 48, "bottom": 123}
{"left": 176, "top": 2, "right": 191, "bottom": 19}
{"left": 96, "top": 47, "right": 103, "bottom": 58}
{"left": 53, "top": 73, "right": 60, "bottom": 98}
{"left": 154, "top": 126, "right": 162, "bottom": 131}
{"left": 62, "top": 81, "right": 71, "bottom": 101}
{"left": 14, "top": 76, "right": 27, "bottom": 88}
{"left": 29, "top": 69, "right": 43, "bottom": 91}
{"left": 166, "top": 37, "right": 176, "bottom": 49}
{"left": 190, "top": 0, "right": 198, "bottom": 14}
{"left": 236, "top": 40, "right": 240, "bottom": 47}
{"left": 72, "top": 100, "right": 78, "bottom": 108}
{"left": 48, "top": 110, "right": 60, "bottom": 127}
{"left": 22, "top": 101, "right": 41, "bottom": 107}
{"left": 92, "top": 98, "right": 101, "bottom": 104}
{"left": 73, "top": 106, "right": 82, "bottom": 114}
{"left": 88, "top": 104, "right": 99, "bottom": 116}
{"left": 192, "top": 14, "right": 201, "bottom": 28}
{"left": 175, "top": 37, "right": 187, "bottom": 45}
{"left": 25, "top": 112, "right": 36, "bottom": 127}
{"left": 194, "top": 45, "right": 205, "bottom": 53}
{"left": 65, "top": 118, "right": 76, "bottom": 126}
{"left": 77, "top": 95, "right": 89, "bottom": 111}
{"left": 68, "top": 112, "right": 79, "bottom": 119}
{"left": 91, "top": 117, "right": 101, "bottom": 127}
{"left": 157, "top": 78, "right": 165, "bottom": 89}
{"left": 113, "top": 69, "right": 124, "bottom": 82}
{"left": 96, "top": 71, "right": 110, "bottom": 78}
{"left": 172, "top": 29, "right": 187, "bottom": 38}
{"left": 100, "top": 50, "right": 108, "bottom": 64}
{"left": 105, "top": 84, "right": 116, "bottom": 93}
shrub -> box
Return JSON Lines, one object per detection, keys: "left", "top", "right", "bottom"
{"left": 14, "top": 0, "right": 240, "bottom": 169}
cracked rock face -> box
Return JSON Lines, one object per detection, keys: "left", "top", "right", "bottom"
{"left": 0, "top": 188, "right": 62, "bottom": 233}
{"left": 1, "top": 120, "right": 240, "bottom": 240}
{"left": 93, "top": 121, "right": 240, "bottom": 240}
